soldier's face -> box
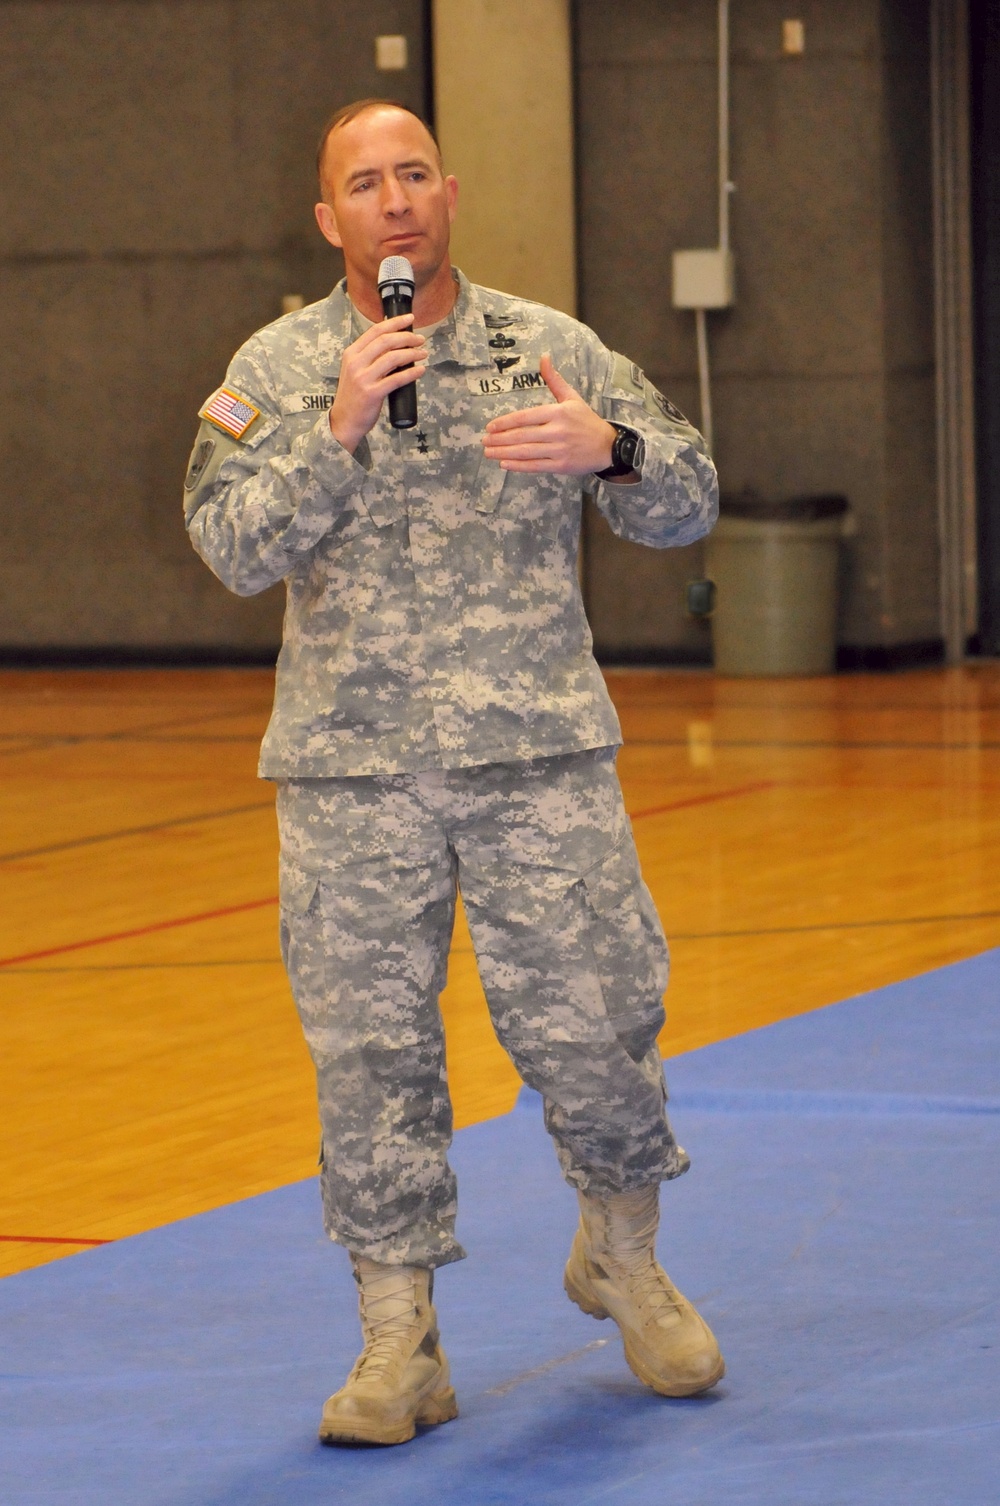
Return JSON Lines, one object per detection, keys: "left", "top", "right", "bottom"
{"left": 317, "top": 108, "right": 457, "bottom": 289}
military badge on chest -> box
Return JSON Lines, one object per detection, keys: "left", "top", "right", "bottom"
{"left": 485, "top": 313, "right": 523, "bottom": 374}
{"left": 476, "top": 312, "right": 544, "bottom": 392}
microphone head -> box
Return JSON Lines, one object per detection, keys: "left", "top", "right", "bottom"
{"left": 377, "top": 255, "right": 415, "bottom": 296}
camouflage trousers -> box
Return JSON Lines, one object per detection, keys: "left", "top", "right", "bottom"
{"left": 275, "top": 746, "right": 689, "bottom": 1269}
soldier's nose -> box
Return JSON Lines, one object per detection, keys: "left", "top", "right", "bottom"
{"left": 382, "top": 185, "right": 410, "bottom": 215}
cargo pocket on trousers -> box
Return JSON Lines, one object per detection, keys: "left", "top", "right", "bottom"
{"left": 580, "top": 839, "right": 670, "bottom": 1059}
{"left": 279, "top": 856, "right": 321, "bottom": 917}
{"left": 278, "top": 855, "right": 322, "bottom": 981}
{"left": 580, "top": 839, "right": 642, "bottom": 917}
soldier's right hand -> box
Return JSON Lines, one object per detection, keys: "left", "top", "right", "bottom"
{"left": 329, "top": 315, "right": 428, "bottom": 455}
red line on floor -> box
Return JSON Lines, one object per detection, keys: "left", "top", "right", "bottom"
{"left": 0, "top": 896, "right": 279, "bottom": 970}
{"left": 0, "top": 1234, "right": 111, "bottom": 1246}
{"left": 0, "top": 785, "right": 773, "bottom": 971}
{"left": 630, "top": 780, "right": 775, "bottom": 821}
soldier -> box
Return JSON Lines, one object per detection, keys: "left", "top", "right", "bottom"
{"left": 184, "top": 98, "right": 723, "bottom": 1447}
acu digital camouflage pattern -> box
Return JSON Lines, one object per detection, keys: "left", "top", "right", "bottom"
{"left": 186, "top": 272, "right": 711, "bottom": 1266}
{"left": 277, "top": 748, "right": 689, "bottom": 1269}
{"left": 184, "top": 271, "right": 718, "bottom": 779}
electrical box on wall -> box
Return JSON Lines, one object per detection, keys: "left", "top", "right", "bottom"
{"left": 672, "top": 248, "right": 736, "bottom": 309}
{"left": 375, "top": 34, "right": 408, "bottom": 70}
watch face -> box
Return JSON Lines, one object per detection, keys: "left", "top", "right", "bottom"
{"left": 598, "top": 424, "right": 643, "bottom": 479}
{"left": 619, "top": 430, "right": 639, "bottom": 468}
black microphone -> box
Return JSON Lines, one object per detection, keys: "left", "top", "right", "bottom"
{"left": 377, "top": 255, "right": 418, "bottom": 429}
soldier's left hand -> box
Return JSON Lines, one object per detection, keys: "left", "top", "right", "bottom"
{"left": 482, "top": 354, "right": 618, "bottom": 475}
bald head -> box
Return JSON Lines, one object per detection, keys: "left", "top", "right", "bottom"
{"left": 317, "top": 99, "right": 442, "bottom": 204}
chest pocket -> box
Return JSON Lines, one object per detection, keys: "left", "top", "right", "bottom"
{"left": 465, "top": 381, "right": 553, "bottom": 515}
{"left": 281, "top": 387, "right": 405, "bottom": 533}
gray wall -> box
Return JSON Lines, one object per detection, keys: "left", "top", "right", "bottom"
{"left": 576, "top": 0, "right": 938, "bottom": 661}
{"left": 0, "top": 0, "right": 427, "bottom": 655}
{"left": 0, "top": 0, "right": 939, "bottom": 660}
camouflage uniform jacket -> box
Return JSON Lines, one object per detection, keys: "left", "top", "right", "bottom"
{"left": 184, "top": 272, "right": 718, "bottom": 777}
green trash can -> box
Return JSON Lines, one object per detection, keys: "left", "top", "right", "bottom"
{"left": 705, "top": 492, "right": 852, "bottom": 676}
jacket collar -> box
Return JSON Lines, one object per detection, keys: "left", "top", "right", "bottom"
{"left": 316, "top": 269, "right": 492, "bottom": 374}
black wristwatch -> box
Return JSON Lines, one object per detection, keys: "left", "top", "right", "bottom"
{"left": 596, "top": 423, "right": 644, "bottom": 479}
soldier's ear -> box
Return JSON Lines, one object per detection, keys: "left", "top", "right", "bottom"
{"left": 315, "top": 201, "right": 343, "bottom": 249}
{"left": 445, "top": 175, "right": 458, "bottom": 225}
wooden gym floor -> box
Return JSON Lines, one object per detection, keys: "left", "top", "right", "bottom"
{"left": 2, "top": 664, "right": 999, "bottom": 1279}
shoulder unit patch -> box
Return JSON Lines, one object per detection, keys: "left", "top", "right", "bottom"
{"left": 184, "top": 436, "right": 216, "bottom": 491}
{"left": 649, "top": 387, "right": 689, "bottom": 424}
{"left": 199, "top": 386, "right": 262, "bottom": 440}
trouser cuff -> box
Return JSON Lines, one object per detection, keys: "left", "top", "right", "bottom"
{"left": 326, "top": 1219, "right": 468, "bottom": 1270}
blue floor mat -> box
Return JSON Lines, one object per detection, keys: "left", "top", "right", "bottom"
{"left": 2, "top": 948, "right": 998, "bottom": 1505}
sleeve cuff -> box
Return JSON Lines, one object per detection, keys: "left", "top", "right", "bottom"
{"left": 297, "top": 414, "right": 371, "bottom": 497}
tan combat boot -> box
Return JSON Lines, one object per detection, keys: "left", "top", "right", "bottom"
{"left": 564, "top": 1186, "right": 725, "bottom": 1397}
{"left": 319, "top": 1257, "right": 458, "bottom": 1446}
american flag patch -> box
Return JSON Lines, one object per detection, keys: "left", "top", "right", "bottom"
{"left": 199, "top": 387, "right": 261, "bottom": 440}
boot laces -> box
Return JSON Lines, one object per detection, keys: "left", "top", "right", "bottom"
{"left": 621, "top": 1252, "right": 684, "bottom": 1325}
{"left": 600, "top": 1198, "right": 683, "bottom": 1325}
{"left": 354, "top": 1267, "right": 424, "bottom": 1382}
